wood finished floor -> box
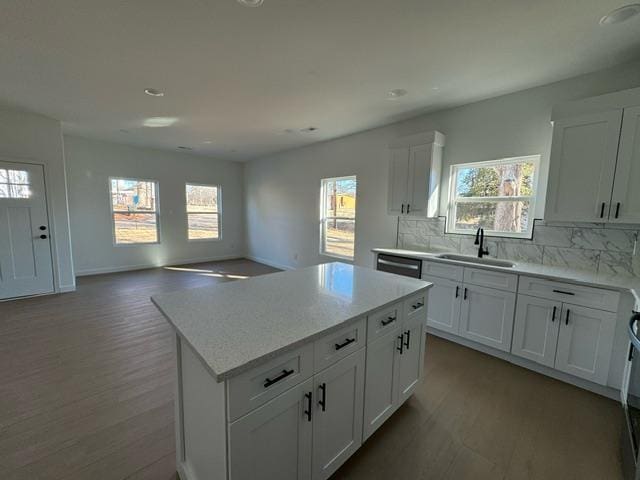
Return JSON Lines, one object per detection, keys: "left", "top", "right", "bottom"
{"left": 0, "top": 259, "right": 622, "bottom": 480}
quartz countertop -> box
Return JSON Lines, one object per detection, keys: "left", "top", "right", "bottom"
{"left": 373, "top": 247, "right": 640, "bottom": 306}
{"left": 151, "top": 262, "right": 431, "bottom": 382}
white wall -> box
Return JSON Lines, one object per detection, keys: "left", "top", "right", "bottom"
{"left": 245, "top": 60, "right": 640, "bottom": 270}
{"left": 65, "top": 136, "right": 245, "bottom": 275}
{"left": 0, "top": 107, "right": 75, "bottom": 291}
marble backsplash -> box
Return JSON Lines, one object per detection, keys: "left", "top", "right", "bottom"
{"left": 397, "top": 218, "right": 640, "bottom": 276}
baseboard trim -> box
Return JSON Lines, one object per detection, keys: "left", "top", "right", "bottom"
{"left": 58, "top": 284, "right": 76, "bottom": 293}
{"left": 244, "top": 255, "right": 293, "bottom": 271}
{"left": 75, "top": 254, "right": 245, "bottom": 277}
{"left": 426, "top": 327, "right": 620, "bottom": 401}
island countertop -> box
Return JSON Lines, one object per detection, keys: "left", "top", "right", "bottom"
{"left": 151, "top": 262, "right": 431, "bottom": 382}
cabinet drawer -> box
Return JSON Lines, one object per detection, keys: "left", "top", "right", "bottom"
{"left": 405, "top": 290, "right": 428, "bottom": 323}
{"left": 422, "top": 260, "right": 464, "bottom": 281}
{"left": 367, "top": 302, "right": 402, "bottom": 342}
{"left": 518, "top": 276, "right": 620, "bottom": 312}
{"left": 227, "top": 343, "right": 314, "bottom": 421}
{"left": 314, "top": 317, "right": 366, "bottom": 372}
{"left": 463, "top": 267, "right": 518, "bottom": 292}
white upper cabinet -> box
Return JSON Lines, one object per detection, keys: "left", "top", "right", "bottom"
{"left": 388, "top": 131, "right": 444, "bottom": 217}
{"left": 611, "top": 105, "right": 640, "bottom": 223}
{"left": 545, "top": 110, "right": 622, "bottom": 222}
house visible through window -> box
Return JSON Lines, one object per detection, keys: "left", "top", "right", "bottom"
{"left": 0, "top": 169, "right": 31, "bottom": 198}
{"left": 110, "top": 178, "right": 159, "bottom": 244}
{"left": 320, "top": 176, "right": 357, "bottom": 259}
{"left": 186, "top": 183, "right": 220, "bottom": 240}
{"left": 448, "top": 155, "right": 540, "bottom": 238}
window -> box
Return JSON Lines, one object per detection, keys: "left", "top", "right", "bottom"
{"left": 320, "top": 176, "right": 357, "bottom": 259}
{"left": 109, "top": 178, "right": 159, "bottom": 244}
{"left": 186, "top": 183, "right": 220, "bottom": 240}
{"left": 448, "top": 155, "right": 540, "bottom": 238}
{"left": 0, "top": 168, "right": 31, "bottom": 198}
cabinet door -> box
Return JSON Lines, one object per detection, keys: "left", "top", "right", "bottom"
{"left": 406, "top": 144, "right": 431, "bottom": 216}
{"left": 555, "top": 305, "right": 617, "bottom": 385}
{"left": 423, "top": 275, "right": 462, "bottom": 335}
{"left": 229, "top": 378, "right": 313, "bottom": 480}
{"left": 398, "top": 316, "right": 426, "bottom": 405}
{"left": 312, "top": 349, "right": 365, "bottom": 480}
{"left": 459, "top": 284, "right": 516, "bottom": 352}
{"left": 388, "top": 147, "right": 409, "bottom": 215}
{"left": 363, "top": 326, "right": 401, "bottom": 441}
{"left": 511, "top": 295, "right": 561, "bottom": 367}
{"left": 545, "top": 111, "right": 622, "bottom": 222}
{"left": 610, "top": 106, "right": 640, "bottom": 223}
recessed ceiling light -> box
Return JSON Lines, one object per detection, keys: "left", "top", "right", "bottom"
{"left": 237, "top": 0, "right": 263, "bottom": 6}
{"left": 202, "top": 140, "right": 213, "bottom": 144}
{"left": 144, "top": 88, "right": 164, "bottom": 97}
{"left": 143, "top": 117, "right": 178, "bottom": 127}
{"left": 119, "top": 129, "right": 129, "bottom": 134}
{"left": 177, "top": 146, "right": 193, "bottom": 150}
{"left": 300, "top": 127, "right": 318, "bottom": 133}
{"left": 600, "top": 4, "right": 640, "bottom": 24}
{"left": 388, "top": 88, "right": 408, "bottom": 99}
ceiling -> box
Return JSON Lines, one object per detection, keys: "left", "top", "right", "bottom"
{"left": 1, "top": 0, "right": 640, "bottom": 161}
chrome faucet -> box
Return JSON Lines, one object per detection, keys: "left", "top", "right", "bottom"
{"left": 474, "top": 228, "right": 489, "bottom": 258}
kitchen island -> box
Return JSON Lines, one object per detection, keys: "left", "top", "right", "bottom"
{"left": 151, "top": 262, "right": 431, "bottom": 480}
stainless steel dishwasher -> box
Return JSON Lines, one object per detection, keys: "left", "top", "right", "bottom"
{"left": 376, "top": 253, "right": 422, "bottom": 279}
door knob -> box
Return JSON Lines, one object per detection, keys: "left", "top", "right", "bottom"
{"left": 39, "top": 225, "right": 47, "bottom": 231}
{"left": 40, "top": 234, "right": 48, "bottom": 239}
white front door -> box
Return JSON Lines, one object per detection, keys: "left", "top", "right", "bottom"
{"left": 0, "top": 161, "right": 54, "bottom": 299}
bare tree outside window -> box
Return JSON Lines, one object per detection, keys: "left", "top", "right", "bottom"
{"left": 321, "top": 176, "right": 357, "bottom": 259}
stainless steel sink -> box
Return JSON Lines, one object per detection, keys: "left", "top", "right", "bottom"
{"left": 435, "top": 253, "right": 515, "bottom": 268}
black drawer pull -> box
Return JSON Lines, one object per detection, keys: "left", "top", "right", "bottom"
{"left": 304, "top": 392, "right": 312, "bottom": 421}
{"left": 463, "top": 288, "right": 468, "bottom": 300}
{"left": 381, "top": 315, "right": 396, "bottom": 326}
{"left": 403, "top": 330, "right": 411, "bottom": 349}
{"left": 565, "top": 309, "right": 570, "bottom": 326}
{"left": 397, "top": 335, "right": 404, "bottom": 354}
{"left": 455, "top": 286, "right": 459, "bottom": 298}
{"left": 412, "top": 301, "right": 424, "bottom": 310}
{"left": 264, "top": 368, "right": 295, "bottom": 388}
{"left": 318, "top": 383, "right": 326, "bottom": 411}
{"left": 600, "top": 202, "right": 606, "bottom": 218}
{"left": 553, "top": 289, "right": 575, "bottom": 296}
{"left": 616, "top": 202, "right": 621, "bottom": 219}
{"left": 335, "top": 338, "right": 356, "bottom": 350}
{"left": 551, "top": 306, "right": 556, "bottom": 322}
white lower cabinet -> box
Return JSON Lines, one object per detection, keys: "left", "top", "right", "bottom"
{"left": 398, "top": 316, "right": 425, "bottom": 404}
{"left": 312, "top": 349, "right": 365, "bottom": 480}
{"left": 362, "top": 326, "right": 401, "bottom": 440}
{"left": 511, "top": 295, "right": 561, "bottom": 368}
{"left": 555, "top": 304, "right": 617, "bottom": 385}
{"left": 229, "top": 378, "right": 313, "bottom": 480}
{"left": 459, "top": 284, "right": 516, "bottom": 352}
{"left": 423, "top": 275, "right": 461, "bottom": 335}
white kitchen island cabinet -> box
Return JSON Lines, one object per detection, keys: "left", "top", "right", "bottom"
{"left": 152, "top": 263, "right": 430, "bottom": 480}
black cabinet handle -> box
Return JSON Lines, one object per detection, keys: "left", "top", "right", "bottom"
{"left": 318, "top": 383, "right": 326, "bottom": 411}
{"left": 381, "top": 315, "right": 396, "bottom": 326}
{"left": 600, "top": 202, "right": 606, "bottom": 218}
{"left": 552, "top": 289, "right": 575, "bottom": 296}
{"left": 616, "top": 202, "right": 621, "bottom": 219}
{"left": 335, "top": 338, "right": 356, "bottom": 350}
{"left": 304, "top": 392, "right": 312, "bottom": 421}
{"left": 629, "top": 344, "right": 635, "bottom": 361}
{"left": 264, "top": 368, "right": 295, "bottom": 388}
{"left": 397, "top": 335, "right": 404, "bottom": 354}
{"left": 551, "top": 306, "right": 556, "bottom": 322}
{"left": 565, "top": 309, "right": 570, "bottom": 326}
{"left": 401, "top": 204, "right": 404, "bottom": 214}
{"left": 407, "top": 204, "right": 411, "bottom": 214}
{"left": 403, "top": 330, "right": 411, "bottom": 349}
{"left": 463, "top": 288, "right": 468, "bottom": 300}
{"left": 39, "top": 225, "right": 47, "bottom": 231}
{"left": 412, "top": 301, "right": 424, "bottom": 310}
{"left": 455, "top": 286, "right": 459, "bottom": 298}
{"left": 40, "top": 234, "right": 48, "bottom": 239}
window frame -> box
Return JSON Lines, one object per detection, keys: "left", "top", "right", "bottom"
{"left": 319, "top": 175, "right": 357, "bottom": 261}
{"left": 446, "top": 155, "right": 540, "bottom": 239}
{"left": 108, "top": 176, "right": 161, "bottom": 246}
{"left": 185, "top": 182, "right": 222, "bottom": 242}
